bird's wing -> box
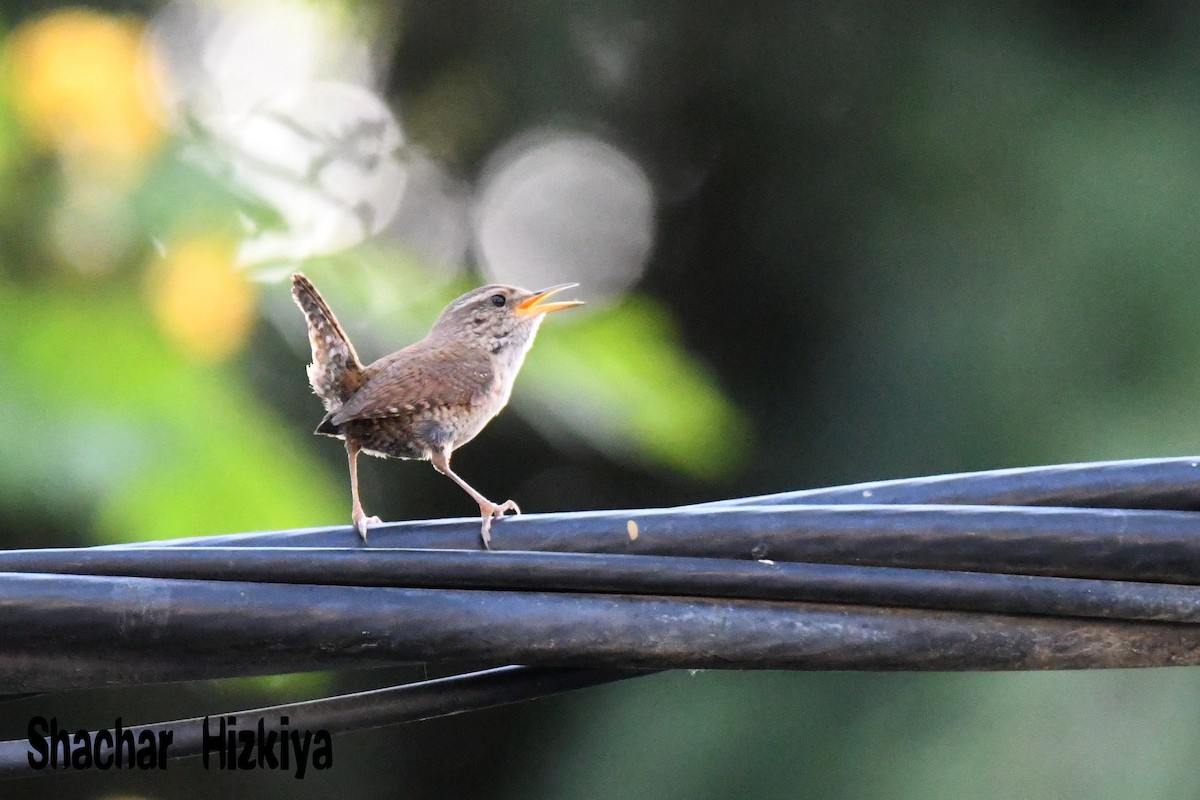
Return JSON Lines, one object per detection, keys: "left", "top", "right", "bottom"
{"left": 329, "top": 342, "right": 495, "bottom": 425}
{"left": 291, "top": 274, "right": 366, "bottom": 409}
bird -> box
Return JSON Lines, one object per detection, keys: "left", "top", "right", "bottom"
{"left": 291, "top": 273, "right": 583, "bottom": 547}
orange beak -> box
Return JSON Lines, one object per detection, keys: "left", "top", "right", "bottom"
{"left": 515, "top": 283, "right": 584, "bottom": 318}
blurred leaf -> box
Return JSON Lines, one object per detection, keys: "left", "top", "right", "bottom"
{"left": 519, "top": 296, "right": 750, "bottom": 480}
{"left": 0, "top": 280, "right": 342, "bottom": 542}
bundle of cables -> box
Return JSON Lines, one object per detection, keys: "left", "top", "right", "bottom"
{"left": 3, "top": 456, "right": 1200, "bottom": 776}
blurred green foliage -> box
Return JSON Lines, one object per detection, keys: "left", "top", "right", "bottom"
{"left": 0, "top": 280, "right": 341, "bottom": 539}
{"left": 519, "top": 295, "right": 749, "bottom": 479}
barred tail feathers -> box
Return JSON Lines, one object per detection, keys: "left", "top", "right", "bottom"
{"left": 291, "top": 273, "right": 366, "bottom": 409}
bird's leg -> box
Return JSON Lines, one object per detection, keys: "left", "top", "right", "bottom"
{"left": 430, "top": 450, "right": 520, "bottom": 549}
{"left": 346, "top": 440, "right": 381, "bottom": 543}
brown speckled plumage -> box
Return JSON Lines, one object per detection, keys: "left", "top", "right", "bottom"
{"left": 291, "top": 273, "right": 582, "bottom": 547}
{"left": 292, "top": 275, "right": 366, "bottom": 407}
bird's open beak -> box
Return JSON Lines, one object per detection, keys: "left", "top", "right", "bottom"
{"left": 515, "top": 283, "right": 584, "bottom": 318}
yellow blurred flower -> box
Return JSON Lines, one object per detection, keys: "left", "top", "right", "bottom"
{"left": 6, "top": 8, "right": 162, "bottom": 163}
{"left": 147, "top": 237, "right": 257, "bottom": 362}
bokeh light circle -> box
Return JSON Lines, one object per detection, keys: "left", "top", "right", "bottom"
{"left": 224, "top": 81, "right": 406, "bottom": 265}
{"left": 473, "top": 130, "right": 655, "bottom": 301}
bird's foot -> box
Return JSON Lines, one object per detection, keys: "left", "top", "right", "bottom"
{"left": 353, "top": 512, "right": 383, "bottom": 543}
{"left": 478, "top": 499, "right": 520, "bottom": 550}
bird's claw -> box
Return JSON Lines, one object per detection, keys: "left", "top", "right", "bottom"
{"left": 354, "top": 513, "right": 382, "bottom": 543}
{"left": 479, "top": 499, "right": 520, "bottom": 549}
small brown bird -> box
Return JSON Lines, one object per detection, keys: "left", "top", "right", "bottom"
{"left": 291, "top": 273, "right": 583, "bottom": 547}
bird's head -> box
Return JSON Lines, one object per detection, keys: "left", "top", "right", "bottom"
{"left": 431, "top": 283, "right": 583, "bottom": 359}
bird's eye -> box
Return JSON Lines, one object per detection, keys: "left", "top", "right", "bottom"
{"left": 490, "top": 294, "right": 506, "bottom": 307}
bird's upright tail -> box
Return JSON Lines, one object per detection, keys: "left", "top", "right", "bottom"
{"left": 291, "top": 273, "right": 366, "bottom": 411}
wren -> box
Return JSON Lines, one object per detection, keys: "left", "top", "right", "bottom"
{"left": 291, "top": 274, "right": 583, "bottom": 547}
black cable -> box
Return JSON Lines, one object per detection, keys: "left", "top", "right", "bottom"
{"left": 2, "top": 545, "right": 1200, "bottom": 623}
{"left": 699, "top": 456, "right": 1200, "bottom": 510}
{"left": 2, "top": 570, "right": 1199, "bottom": 694}
{"left": 95, "top": 504, "right": 1200, "bottom": 584}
